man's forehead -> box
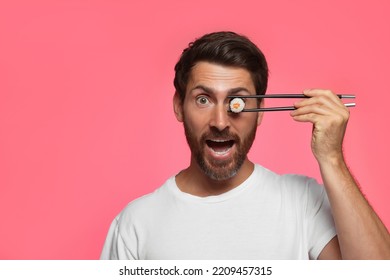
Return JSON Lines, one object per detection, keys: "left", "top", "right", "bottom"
{"left": 190, "top": 61, "right": 252, "bottom": 79}
{"left": 188, "top": 62, "right": 255, "bottom": 93}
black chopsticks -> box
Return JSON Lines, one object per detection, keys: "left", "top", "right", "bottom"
{"left": 228, "top": 94, "right": 356, "bottom": 113}
{"left": 227, "top": 94, "right": 355, "bottom": 99}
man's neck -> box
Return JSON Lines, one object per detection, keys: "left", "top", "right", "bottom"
{"left": 175, "top": 158, "right": 254, "bottom": 197}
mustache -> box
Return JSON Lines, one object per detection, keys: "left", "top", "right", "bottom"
{"left": 200, "top": 127, "right": 240, "bottom": 142}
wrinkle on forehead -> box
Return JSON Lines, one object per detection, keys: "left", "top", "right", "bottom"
{"left": 187, "top": 62, "right": 256, "bottom": 95}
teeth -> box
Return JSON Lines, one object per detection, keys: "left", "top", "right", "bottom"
{"left": 211, "top": 147, "right": 231, "bottom": 155}
{"left": 206, "top": 139, "right": 234, "bottom": 156}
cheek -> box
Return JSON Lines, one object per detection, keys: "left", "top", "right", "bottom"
{"left": 231, "top": 116, "right": 259, "bottom": 137}
{"left": 183, "top": 111, "right": 209, "bottom": 132}
{"left": 234, "top": 113, "right": 258, "bottom": 127}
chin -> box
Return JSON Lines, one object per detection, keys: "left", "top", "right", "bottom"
{"left": 202, "top": 162, "right": 240, "bottom": 181}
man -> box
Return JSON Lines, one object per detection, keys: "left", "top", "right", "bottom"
{"left": 101, "top": 31, "right": 390, "bottom": 259}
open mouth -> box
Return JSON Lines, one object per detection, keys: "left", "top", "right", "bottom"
{"left": 206, "top": 139, "right": 235, "bottom": 155}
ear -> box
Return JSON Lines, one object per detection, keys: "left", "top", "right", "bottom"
{"left": 257, "top": 112, "right": 264, "bottom": 126}
{"left": 256, "top": 99, "right": 264, "bottom": 126}
{"left": 173, "top": 91, "right": 184, "bottom": 122}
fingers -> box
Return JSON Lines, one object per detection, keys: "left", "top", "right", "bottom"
{"left": 289, "top": 89, "right": 350, "bottom": 162}
{"left": 290, "top": 89, "right": 350, "bottom": 123}
{"left": 297, "top": 89, "right": 345, "bottom": 110}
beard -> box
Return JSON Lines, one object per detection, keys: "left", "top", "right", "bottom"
{"left": 183, "top": 120, "right": 258, "bottom": 181}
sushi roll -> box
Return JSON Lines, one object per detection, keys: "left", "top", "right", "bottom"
{"left": 229, "top": 97, "right": 245, "bottom": 113}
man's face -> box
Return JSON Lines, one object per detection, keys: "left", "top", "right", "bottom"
{"left": 174, "top": 62, "right": 263, "bottom": 180}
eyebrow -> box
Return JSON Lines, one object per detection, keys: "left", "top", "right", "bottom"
{"left": 228, "top": 87, "right": 253, "bottom": 95}
{"left": 190, "top": 85, "right": 253, "bottom": 95}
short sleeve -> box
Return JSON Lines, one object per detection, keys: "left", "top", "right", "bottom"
{"left": 100, "top": 216, "right": 137, "bottom": 260}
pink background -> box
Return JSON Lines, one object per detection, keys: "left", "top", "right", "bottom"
{"left": 0, "top": 0, "right": 389, "bottom": 259}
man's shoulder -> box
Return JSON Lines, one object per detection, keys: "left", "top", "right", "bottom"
{"left": 116, "top": 177, "right": 174, "bottom": 223}
{"left": 126, "top": 177, "right": 173, "bottom": 208}
{"left": 254, "top": 164, "right": 323, "bottom": 193}
{"left": 255, "top": 164, "right": 311, "bottom": 182}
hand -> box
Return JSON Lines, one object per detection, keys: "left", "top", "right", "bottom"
{"left": 290, "top": 89, "right": 350, "bottom": 163}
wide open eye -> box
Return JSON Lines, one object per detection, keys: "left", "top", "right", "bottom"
{"left": 196, "top": 95, "right": 211, "bottom": 106}
{"left": 229, "top": 97, "right": 245, "bottom": 113}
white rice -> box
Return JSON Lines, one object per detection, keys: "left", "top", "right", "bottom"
{"left": 229, "top": 97, "right": 245, "bottom": 113}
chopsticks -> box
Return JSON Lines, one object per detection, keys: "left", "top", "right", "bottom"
{"left": 228, "top": 94, "right": 355, "bottom": 112}
{"left": 228, "top": 94, "right": 355, "bottom": 99}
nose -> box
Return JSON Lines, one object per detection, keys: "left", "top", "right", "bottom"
{"left": 209, "top": 103, "right": 230, "bottom": 131}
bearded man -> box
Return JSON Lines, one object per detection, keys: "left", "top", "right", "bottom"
{"left": 101, "top": 31, "right": 390, "bottom": 260}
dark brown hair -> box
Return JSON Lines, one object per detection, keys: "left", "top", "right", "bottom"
{"left": 174, "top": 31, "right": 269, "bottom": 101}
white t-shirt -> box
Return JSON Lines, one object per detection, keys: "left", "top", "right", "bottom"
{"left": 100, "top": 164, "right": 336, "bottom": 260}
